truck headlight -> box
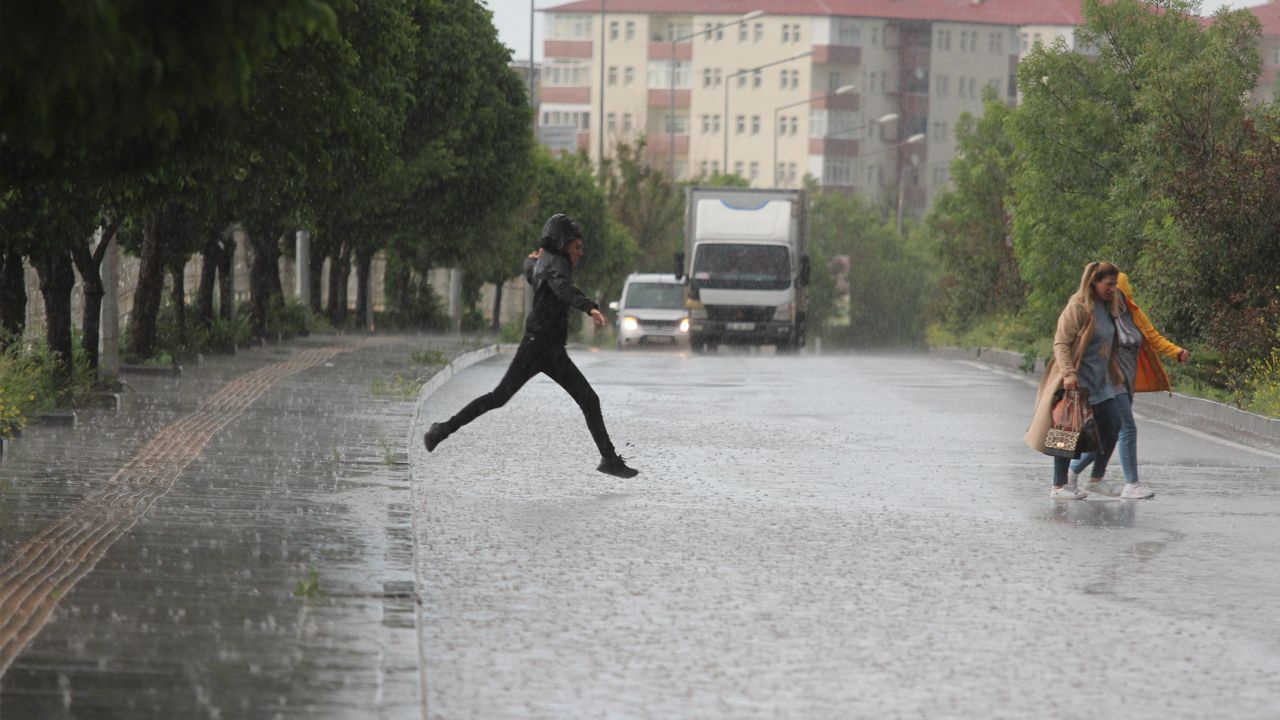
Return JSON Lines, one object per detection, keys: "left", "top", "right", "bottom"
{"left": 773, "top": 303, "right": 793, "bottom": 321}
{"left": 622, "top": 316, "right": 639, "bottom": 331}
{"left": 679, "top": 317, "right": 690, "bottom": 333}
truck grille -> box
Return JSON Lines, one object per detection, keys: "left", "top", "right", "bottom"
{"left": 706, "top": 305, "right": 775, "bottom": 323}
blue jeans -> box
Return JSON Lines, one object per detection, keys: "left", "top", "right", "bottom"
{"left": 1070, "top": 392, "right": 1137, "bottom": 484}
{"left": 1053, "top": 397, "right": 1122, "bottom": 487}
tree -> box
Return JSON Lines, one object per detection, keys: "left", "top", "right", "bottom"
{"left": 926, "top": 87, "right": 1024, "bottom": 331}
{"left": 601, "top": 140, "right": 683, "bottom": 275}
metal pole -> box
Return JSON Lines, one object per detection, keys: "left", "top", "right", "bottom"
{"left": 598, "top": 0, "right": 606, "bottom": 171}
{"left": 722, "top": 81, "right": 730, "bottom": 173}
{"left": 529, "top": 0, "right": 536, "bottom": 111}
{"left": 668, "top": 35, "right": 676, "bottom": 178}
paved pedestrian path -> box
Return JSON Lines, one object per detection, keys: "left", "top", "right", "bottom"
{"left": 0, "top": 333, "right": 481, "bottom": 719}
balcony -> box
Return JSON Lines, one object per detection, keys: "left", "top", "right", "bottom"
{"left": 541, "top": 87, "right": 591, "bottom": 104}
{"left": 809, "top": 138, "right": 859, "bottom": 156}
{"left": 648, "top": 42, "right": 692, "bottom": 61}
{"left": 544, "top": 40, "right": 592, "bottom": 58}
{"left": 643, "top": 133, "right": 690, "bottom": 156}
{"left": 810, "top": 92, "right": 859, "bottom": 112}
{"left": 648, "top": 89, "right": 690, "bottom": 108}
{"left": 812, "top": 45, "right": 861, "bottom": 66}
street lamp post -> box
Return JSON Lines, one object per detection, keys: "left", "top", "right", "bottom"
{"left": 896, "top": 132, "right": 927, "bottom": 234}
{"left": 772, "top": 84, "right": 856, "bottom": 189}
{"left": 724, "top": 50, "right": 813, "bottom": 174}
{"left": 667, "top": 11, "right": 764, "bottom": 178}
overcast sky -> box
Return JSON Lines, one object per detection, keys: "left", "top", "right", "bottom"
{"left": 486, "top": 0, "right": 1269, "bottom": 63}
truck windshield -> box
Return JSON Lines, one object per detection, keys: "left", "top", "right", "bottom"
{"left": 691, "top": 244, "right": 790, "bottom": 290}
{"left": 624, "top": 283, "right": 685, "bottom": 309}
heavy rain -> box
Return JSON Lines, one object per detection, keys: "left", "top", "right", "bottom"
{"left": 3, "top": 1, "right": 1280, "bottom": 718}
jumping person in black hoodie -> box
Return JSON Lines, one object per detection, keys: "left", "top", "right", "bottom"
{"left": 422, "top": 213, "right": 639, "bottom": 478}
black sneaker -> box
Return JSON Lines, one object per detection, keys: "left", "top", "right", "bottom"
{"left": 597, "top": 455, "right": 639, "bottom": 478}
{"left": 423, "top": 423, "right": 448, "bottom": 452}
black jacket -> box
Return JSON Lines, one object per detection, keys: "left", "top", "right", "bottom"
{"left": 523, "top": 249, "right": 598, "bottom": 345}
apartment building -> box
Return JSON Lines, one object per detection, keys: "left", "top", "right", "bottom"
{"left": 540, "top": 0, "right": 1083, "bottom": 217}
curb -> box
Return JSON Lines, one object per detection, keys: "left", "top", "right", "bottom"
{"left": 931, "top": 345, "right": 1280, "bottom": 452}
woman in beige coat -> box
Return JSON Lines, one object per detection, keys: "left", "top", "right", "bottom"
{"left": 1025, "top": 261, "right": 1127, "bottom": 499}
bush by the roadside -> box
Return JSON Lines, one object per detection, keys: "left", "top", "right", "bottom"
{"left": 0, "top": 337, "right": 94, "bottom": 437}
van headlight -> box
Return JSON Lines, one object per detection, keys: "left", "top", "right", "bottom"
{"left": 622, "top": 316, "right": 639, "bottom": 331}
{"left": 679, "top": 317, "right": 690, "bottom": 333}
{"left": 773, "top": 303, "right": 793, "bottom": 321}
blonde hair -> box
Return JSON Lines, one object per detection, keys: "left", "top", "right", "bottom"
{"left": 1070, "top": 261, "right": 1122, "bottom": 317}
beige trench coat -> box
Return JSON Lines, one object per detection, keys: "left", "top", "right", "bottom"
{"left": 1024, "top": 298, "right": 1123, "bottom": 454}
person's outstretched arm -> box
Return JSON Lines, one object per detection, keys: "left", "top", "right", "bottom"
{"left": 545, "top": 258, "right": 598, "bottom": 315}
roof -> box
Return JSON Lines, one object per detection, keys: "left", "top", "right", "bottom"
{"left": 541, "top": 0, "right": 1086, "bottom": 27}
{"left": 1243, "top": 1, "right": 1280, "bottom": 36}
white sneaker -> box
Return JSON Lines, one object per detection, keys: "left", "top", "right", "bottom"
{"left": 1121, "top": 483, "right": 1156, "bottom": 499}
{"left": 1085, "top": 478, "right": 1122, "bottom": 497}
{"left": 1050, "top": 485, "right": 1088, "bottom": 500}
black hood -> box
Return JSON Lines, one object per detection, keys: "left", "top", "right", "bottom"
{"left": 540, "top": 213, "right": 582, "bottom": 252}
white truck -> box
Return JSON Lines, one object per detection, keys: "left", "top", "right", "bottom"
{"left": 675, "top": 187, "right": 809, "bottom": 352}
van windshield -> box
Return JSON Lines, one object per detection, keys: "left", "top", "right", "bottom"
{"left": 691, "top": 244, "right": 790, "bottom": 290}
{"left": 624, "top": 283, "right": 686, "bottom": 309}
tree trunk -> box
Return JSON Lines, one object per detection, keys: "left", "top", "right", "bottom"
{"left": 248, "top": 231, "right": 278, "bottom": 337}
{"left": 33, "top": 248, "right": 77, "bottom": 384}
{"left": 327, "top": 242, "right": 352, "bottom": 325}
{"left": 170, "top": 260, "right": 186, "bottom": 346}
{"left": 308, "top": 248, "right": 324, "bottom": 313}
{"left": 0, "top": 247, "right": 27, "bottom": 348}
{"left": 217, "top": 234, "right": 235, "bottom": 321}
{"left": 491, "top": 278, "right": 503, "bottom": 331}
{"left": 70, "top": 247, "right": 102, "bottom": 371}
{"left": 266, "top": 230, "right": 284, "bottom": 300}
{"left": 354, "top": 247, "right": 372, "bottom": 331}
{"left": 196, "top": 236, "right": 220, "bottom": 327}
{"left": 128, "top": 204, "right": 174, "bottom": 361}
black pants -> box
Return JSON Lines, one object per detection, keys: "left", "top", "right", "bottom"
{"left": 443, "top": 335, "right": 616, "bottom": 458}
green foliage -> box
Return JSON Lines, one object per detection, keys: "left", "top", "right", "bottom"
{"left": 410, "top": 349, "right": 448, "bottom": 366}
{"left": 498, "top": 321, "right": 524, "bottom": 344}
{"left": 0, "top": 333, "right": 94, "bottom": 436}
{"left": 292, "top": 566, "right": 323, "bottom": 600}
{"left": 602, "top": 139, "right": 684, "bottom": 274}
{"left": 699, "top": 172, "right": 751, "bottom": 188}
{"left": 808, "top": 191, "right": 930, "bottom": 347}
{"left": 926, "top": 87, "right": 1024, "bottom": 332}
{"left": 370, "top": 374, "right": 422, "bottom": 399}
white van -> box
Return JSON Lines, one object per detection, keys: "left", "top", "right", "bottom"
{"left": 608, "top": 273, "right": 690, "bottom": 348}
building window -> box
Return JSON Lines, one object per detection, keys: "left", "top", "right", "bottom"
{"left": 792, "top": 24, "right": 802, "bottom": 43}
{"left": 753, "top": 70, "right": 762, "bottom": 88}
{"left": 738, "top": 71, "right": 747, "bottom": 89}
{"left": 751, "top": 115, "right": 761, "bottom": 135}
{"left": 837, "top": 21, "right": 860, "bottom": 47}
{"left": 750, "top": 162, "right": 759, "bottom": 180}
{"left": 736, "top": 115, "right": 746, "bottom": 134}
{"left": 713, "top": 114, "right": 721, "bottom": 133}
{"left": 711, "top": 160, "right": 720, "bottom": 174}
{"left": 700, "top": 161, "right": 709, "bottom": 176}
{"left": 739, "top": 24, "right": 748, "bottom": 42}
{"left": 626, "top": 21, "right": 635, "bottom": 40}
{"left": 547, "top": 13, "right": 592, "bottom": 40}
{"left": 623, "top": 113, "right": 632, "bottom": 132}
{"left": 607, "top": 112, "right": 616, "bottom": 131}
{"left": 777, "top": 163, "right": 786, "bottom": 184}
{"left": 714, "top": 69, "right": 722, "bottom": 87}
{"left": 648, "top": 60, "right": 691, "bottom": 89}
{"left": 754, "top": 22, "right": 764, "bottom": 42}
{"left": 782, "top": 24, "right": 790, "bottom": 43}
{"left": 734, "top": 161, "right": 744, "bottom": 176}
{"left": 790, "top": 116, "right": 799, "bottom": 135}
{"left": 608, "top": 66, "right": 617, "bottom": 86}
{"left": 701, "top": 115, "right": 710, "bottom": 134}
{"left": 703, "top": 69, "right": 712, "bottom": 88}
{"left": 610, "top": 21, "right": 618, "bottom": 40}
{"left": 788, "top": 163, "right": 797, "bottom": 181}
{"left": 624, "top": 67, "right": 634, "bottom": 85}
{"left": 780, "top": 69, "right": 788, "bottom": 89}
{"left": 790, "top": 70, "right": 800, "bottom": 89}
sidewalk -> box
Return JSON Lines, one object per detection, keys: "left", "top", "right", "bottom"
{"left": 0, "top": 333, "right": 483, "bottom": 719}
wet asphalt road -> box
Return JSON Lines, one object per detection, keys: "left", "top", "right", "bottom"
{"left": 412, "top": 347, "right": 1280, "bottom": 719}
